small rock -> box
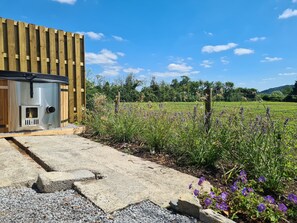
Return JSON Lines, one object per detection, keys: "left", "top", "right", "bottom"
{"left": 37, "top": 170, "right": 95, "bottom": 193}
{"left": 199, "top": 209, "right": 236, "bottom": 223}
{"left": 169, "top": 193, "right": 201, "bottom": 219}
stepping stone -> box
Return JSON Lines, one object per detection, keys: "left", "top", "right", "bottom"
{"left": 36, "top": 169, "right": 95, "bottom": 193}
{"left": 74, "top": 173, "right": 150, "bottom": 213}
{"left": 0, "top": 138, "right": 45, "bottom": 188}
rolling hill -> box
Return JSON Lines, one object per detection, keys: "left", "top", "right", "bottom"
{"left": 260, "top": 85, "right": 293, "bottom": 94}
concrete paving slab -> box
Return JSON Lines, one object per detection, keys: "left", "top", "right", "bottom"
{"left": 0, "top": 139, "right": 45, "bottom": 188}
{"left": 74, "top": 173, "right": 151, "bottom": 213}
{"left": 15, "top": 135, "right": 212, "bottom": 212}
{"left": 37, "top": 169, "right": 95, "bottom": 193}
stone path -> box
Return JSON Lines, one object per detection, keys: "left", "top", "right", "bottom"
{"left": 13, "top": 135, "right": 211, "bottom": 212}
{"left": 0, "top": 138, "right": 44, "bottom": 188}
{"left": 0, "top": 135, "right": 220, "bottom": 222}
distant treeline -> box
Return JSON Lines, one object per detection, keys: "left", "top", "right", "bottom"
{"left": 86, "top": 74, "right": 297, "bottom": 108}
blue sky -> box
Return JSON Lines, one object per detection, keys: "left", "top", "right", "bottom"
{"left": 1, "top": 0, "right": 297, "bottom": 91}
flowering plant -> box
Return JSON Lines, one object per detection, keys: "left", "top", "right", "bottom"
{"left": 190, "top": 171, "right": 297, "bottom": 223}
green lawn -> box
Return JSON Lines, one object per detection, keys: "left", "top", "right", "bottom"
{"left": 129, "top": 101, "right": 297, "bottom": 123}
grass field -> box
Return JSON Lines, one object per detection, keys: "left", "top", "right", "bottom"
{"left": 130, "top": 101, "right": 297, "bottom": 123}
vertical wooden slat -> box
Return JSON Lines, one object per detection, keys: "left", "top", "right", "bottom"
{"left": 74, "top": 34, "right": 82, "bottom": 121}
{"left": 66, "top": 32, "right": 74, "bottom": 122}
{"left": 60, "top": 85, "right": 69, "bottom": 127}
{"left": 7, "top": 81, "right": 18, "bottom": 132}
{"left": 0, "top": 18, "right": 4, "bottom": 70}
{"left": 18, "top": 21, "right": 27, "bottom": 72}
{"left": 49, "top": 28, "right": 56, "bottom": 74}
{"left": 58, "top": 30, "right": 65, "bottom": 76}
{"left": 39, "top": 26, "right": 47, "bottom": 73}
{"left": 29, "top": 24, "right": 37, "bottom": 72}
{"left": 0, "top": 80, "right": 8, "bottom": 133}
{"left": 7, "top": 19, "right": 16, "bottom": 71}
{"left": 81, "top": 36, "right": 86, "bottom": 109}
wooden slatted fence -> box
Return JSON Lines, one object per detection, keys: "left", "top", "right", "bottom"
{"left": 0, "top": 17, "right": 85, "bottom": 132}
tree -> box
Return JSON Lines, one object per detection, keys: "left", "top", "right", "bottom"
{"left": 223, "top": 81, "right": 235, "bottom": 101}
{"left": 179, "top": 76, "right": 190, "bottom": 86}
{"left": 120, "top": 73, "right": 142, "bottom": 101}
{"left": 284, "top": 80, "right": 297, "bottom": 102}
{"left": 86, "top": 79, "right": 97, "bottom": 109}
{"left": 269, "top": 91, "right": 285, "bottom": 101}
{"left": 281, "top": 86, "right": 293, "bottom": 96}
{"left": 292, "top": 81, "right": 297, "bottom": 95}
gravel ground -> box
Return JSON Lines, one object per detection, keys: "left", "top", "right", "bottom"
{"left": 0, "top": 187, "right": 198, "bottom": 223}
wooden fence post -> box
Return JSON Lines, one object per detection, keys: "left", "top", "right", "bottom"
{"left": 193, "top": 106, "right": 197, "bottom": 120}
{"left": 205, "top": 87, "right": 212, "bottom": 131}
{"left": 114, "top": 91, "right": 120, "bottom": 114}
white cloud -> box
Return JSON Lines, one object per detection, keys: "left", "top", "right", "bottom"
{"left": 261, "top": 57, "right": 283, "bottom": 62}
{"left": 117, "top": 52, "right": 125, "bottom": 57}
{"left": 167, "top": 63, "right": 193, "bottom": 72}
{"left": 112, "top": 35, "right": 125, "bottom": 42}
{"left": 98, "top": 66, "right": 122, "bottom": 77}
{"left": 137, "top": 75, "right": 147, "bottom": 80}
{"left": 151, "top": 72, "right": 183, "bottom": 77}
{"left": 220, "top": 57, "right": 229, "bottom": 65}
{"left": 77, "top": 31, "right": 104, "bottom": 40}
{"left": 279, "top": 8, "right": 297, "bottom": 19}
{"left": 85, "top": 49, "right": 121, "bottom": 65}
{"left": 234, "top": 48, "right": 254, "bottom": 55}
{"left": 201, "top": 43, "right": 237, "bottom": 53}
{"left": 204, "top": 31, "right": 213, "bottom": 36}
{"left": 249, "top": 36, "right": 266, "bottom": 42}
{"left": 123, "top": 67, "right": 144, "bottom": 74}
{"left": 200, "top": 60, "right": 213, "bottom": 68}
{"left": 151, "top": 70, "right": 199, "bottom": 78}
{"left": 278, "top": 72, "right": 297, "bottom": 76}
{"left": 52, "top": 0, "right": 76, "bottom": 5}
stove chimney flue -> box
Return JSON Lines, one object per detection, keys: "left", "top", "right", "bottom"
{"left": 46, "top": 106, "right": 56, "bottom": 113}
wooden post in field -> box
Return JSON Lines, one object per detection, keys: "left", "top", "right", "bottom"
{"left": 205, "top": 87, "right": 212, "bottom": 131}
{"left": 115, "top": 91, "right": 120, "bottom": 114}
{"left": 193, "top": 106, "right": 197, "bottom": 120}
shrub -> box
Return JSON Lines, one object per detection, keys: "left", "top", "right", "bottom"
{"left": 105, "top": 105, "right": 142, "bottom": 143}
{"left": 141, "top": 111, "right": 174, "bottom": 153}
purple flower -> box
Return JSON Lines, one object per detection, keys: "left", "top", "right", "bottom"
{"left": 258, "top": 176, "right": 266, "bottom": 183}
{"left": 210, "top": 191, "right": 216, "bottom": 198}
{"left": 216, "top": 202, "right": 229, "bottom": 211}
{"left": 240, "top": 170, "right": 247, "bottom": 177}
{"left": 247, "top": 188, "right": 254, "bottom": 193}
{"left": 189, "top": 183, "right": 192, "bottom": 189}
{"left": 288, "top": 193, "right": 297, "bottom": 204}
{"left": 242, "top": 187, "right": 248, "bottom": 196}
{"left": 257, "top": 203, "right": 266, "bottom": 213}
{"left": 264, "top": 195, "right": 275, "bottom": 204}
{"left": 198, "top": 177, "right": 206, "bottom": 186}
{"left": 278, "top": 203, "right": 288, "bottom": 213}
{"left": 230, "top": 182, "right": 238, "bottom": 192}
{"left": 239, "top": 170, "right": 247, "bottom": 183}
{"left": 204, "top": 198, "right": 212, "bottom": 207}
{"left": 193, "top": 189, "right": 199, "bottom": 196}
{"left": 221, "top": 192, "right": 228, "bottom": 201}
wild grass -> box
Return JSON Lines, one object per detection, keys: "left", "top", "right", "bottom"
{"left": 84, "top": 99, "right": 297, "bottom": 194}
